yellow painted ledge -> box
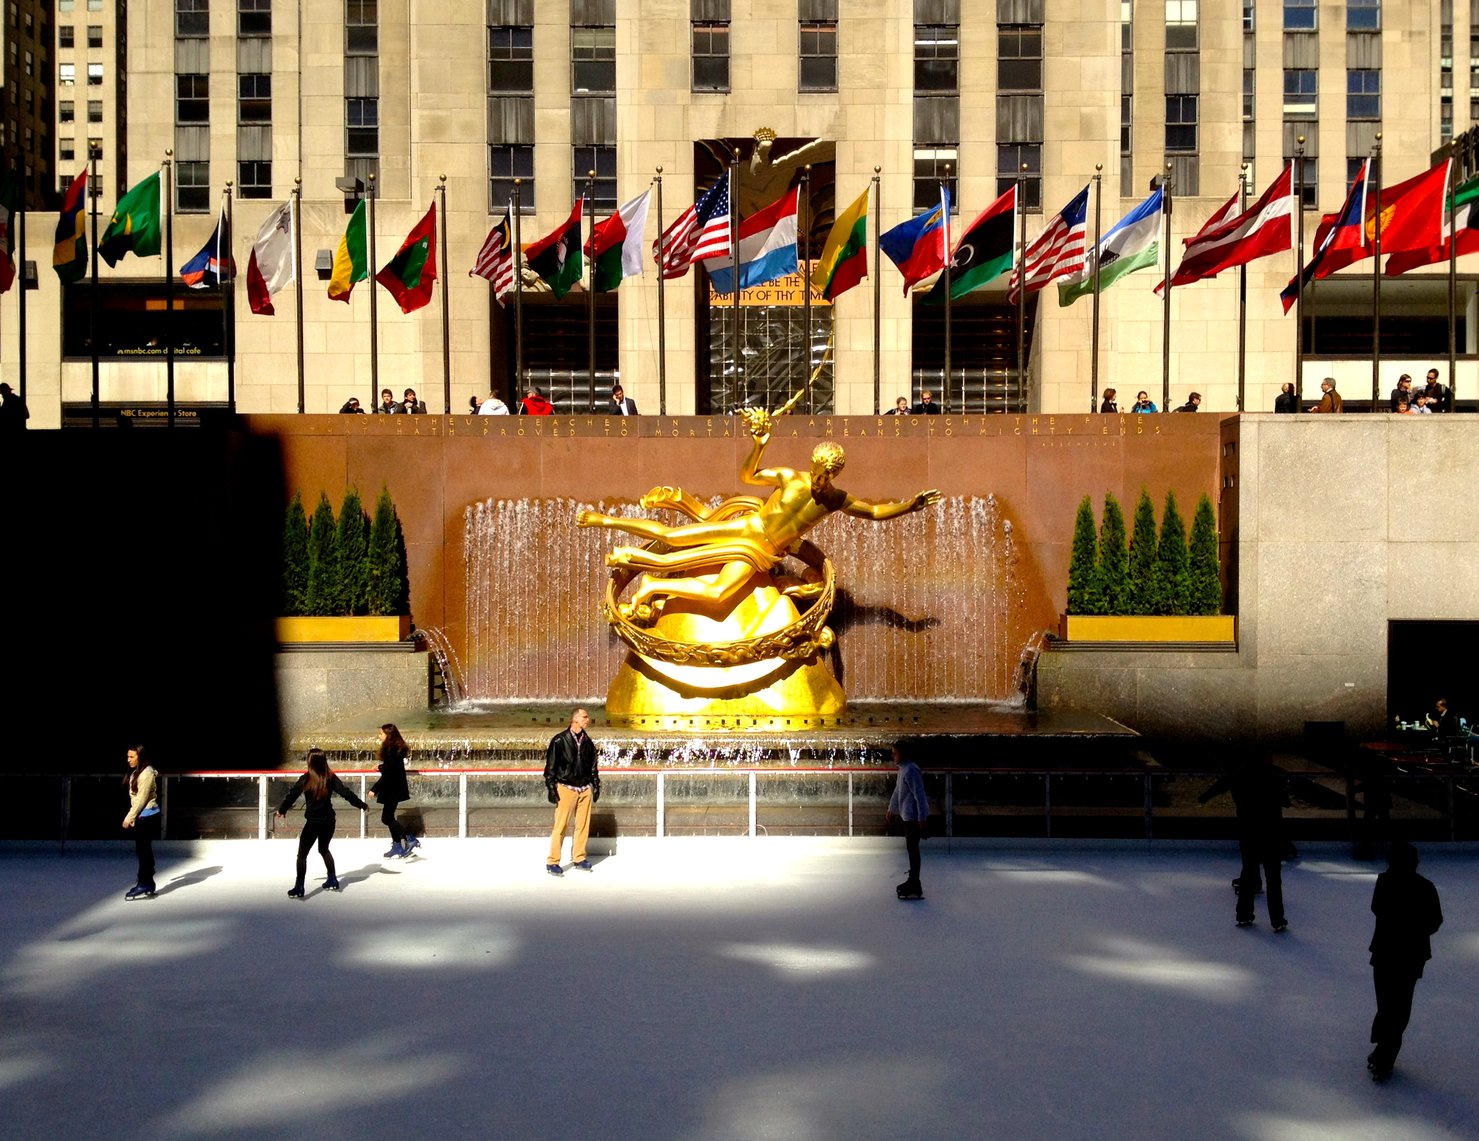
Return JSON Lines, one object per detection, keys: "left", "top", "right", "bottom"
{"left": 274, "top": 616, "right": 413, "bottom": 643}
{"left": 1061, "top": 615, "right": 1236, "bottom": 643}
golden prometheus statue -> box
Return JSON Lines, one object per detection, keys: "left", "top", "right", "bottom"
{"left": 578, "top": 376, "right": 940, "bottom": 729}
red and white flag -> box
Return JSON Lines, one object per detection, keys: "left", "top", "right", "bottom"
{"left": 1007, "top": 184, "right": 1088, "bottom": 302}
{"left": 1160, "top": 163, "right": 1294, "bottom": 291}
{"left": 246, "top": 201, "right": 295, "bottom": 315}
{"left": 471, "top": 205, "right": 516, "bottom": 306}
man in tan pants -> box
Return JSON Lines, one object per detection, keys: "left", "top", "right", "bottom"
{"left": 544, "top": 707, "right": 600, "bottom": 876}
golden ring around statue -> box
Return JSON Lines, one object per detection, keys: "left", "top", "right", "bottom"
{"left": 603, "top": 543, "right": 836, "bottom": 667}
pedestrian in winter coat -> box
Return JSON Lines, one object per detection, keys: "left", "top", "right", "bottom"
{"left": 122, "top": 744, "right": 161, "bottom": 901}
{"left": 886, "top": 741, "right": 930, "bottom": 897}
{"left": 1367, "top": 841, "right": 1443, "bottom": 1081}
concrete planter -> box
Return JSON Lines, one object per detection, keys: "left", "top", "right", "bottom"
{"left": 274, "top": 615, "right": 413, "bottom": 644}
{"left": 1060, "top": 614, "right": 1236, "bottom": 644}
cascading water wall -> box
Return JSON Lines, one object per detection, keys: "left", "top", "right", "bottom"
{"left": 461, "top": 494, "right": 1035, "bottom": 706}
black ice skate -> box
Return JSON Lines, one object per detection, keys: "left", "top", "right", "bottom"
{"left": 896, "top": 878, "right": 924, "bottom": 900}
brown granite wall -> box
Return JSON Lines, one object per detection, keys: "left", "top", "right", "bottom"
{"left": 248, "top": 412, "right": 1229, "bottom": 701}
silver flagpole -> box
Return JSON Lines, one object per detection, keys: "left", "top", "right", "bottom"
{"left": 1161, "top": 163, "right": 1172, "bottom": 412}
{"left": 1370, "top": 133, "right": 1382, "bottom": 410}
{"left": 438, "top": 175, "right": 451, "bottom": 414}
{"left": 943, "top": 168, "right": 952, "bottom": 411}
{"left": 801, "top": 164, "right": 812, "bottom": 413}
{"left": 872, "top": 166, "right": 881, "bottom": 414}
{"left": 292, "top": 179, "right": 305, "bottom": 413}
{"left": 1090, "top": 166, "right": 1101, "bottom": 411}
{"left": 223, "top": 182, "right": 235, "bottom": 414}
{"left": 164, "top": 151, "right": 176, "bottom": 427}
{"left": 587, "top": 173, "right": 597, "bottom": 412}
{"left": 654, "top": 166, "right": 666, "bottom": 415}
{"left": 513, "top": 179, "right": 524, "bottom": 399}
{"left": 1237, "top": 163, "right": 1248, "bottom": 411}
{"left": 1294, "top": 136, "right": 1306, "bottom": 402}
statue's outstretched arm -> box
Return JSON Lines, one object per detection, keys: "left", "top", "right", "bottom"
{"left": 841, "top": 488, "right": 942, "bottom": 521}
{"left": 738, "top": 406, "right": 774, "bottom": 487}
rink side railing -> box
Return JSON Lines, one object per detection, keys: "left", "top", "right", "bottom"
{"left": 11, "top": 765, "right": 1479, "bottom": 845}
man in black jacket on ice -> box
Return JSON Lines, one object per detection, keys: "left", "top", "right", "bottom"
{"left": 544, "top": 707, "right": 600, "bottom": 876}
{"left": 1367, "top": 841, "right": 1443, "bottom": 1081}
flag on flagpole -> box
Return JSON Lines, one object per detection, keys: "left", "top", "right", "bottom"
{"left": 1158, "top": 163, "right": 1294, "bottom": 291}
{"left": 587, "top": 189, "right": 652, "bottom": 293}
{"left": 1386, "top": 170, "right": 1479, "bottom": 276}
{"left": 0, "top": 171, "right": 19, "bottom": 294}
{"left": 1058, "top": 185, "right": 1164, "bottom": 306}
{"left": 98, "top": 171, "right": 162, "bottom": 267}
{"left": 53, "top": 168, "right": 89, "bottom": 284}
{"left": 181, "top": 209, "right": 234, "bottom": 288}
{"left": 1280, "top": 159, "right": 1368, "bottom": 313}
{"left": 471, "top": 204, "right": 516, "bottom": 304}
{"left": 375, "top": 201, "right": 438, "bottom": 313}
{"left": 653, "top": 176, "right": 730, "bottom": 279}
{"left": 328, "top": 198, "right": 368, "bottom": 302}
{"left": 923, "top": 184, "right": 1016, "bottom": 304}
{"left": 879, "top": 188, "right": 951, "bottom": 294}
{"left": 1008, "top": 184, "right": 1089, "bottom": 303}
{"left": 810, "top": 187, "right": 869, "bottom": 301}
{"left": 247, "top": 201, "right": 294, "bottom": 315}
{"left": 704, "top": 186, "right": 799, "bottom": 295}
{"left": 525, "top": 199, "right": 584, "bottom": 298}
{"left": 1371, "top": 160, "right": 1451, "bottom": 267}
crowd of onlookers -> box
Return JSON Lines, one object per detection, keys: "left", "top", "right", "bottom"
{"left": 332, "top": 370, "right": 1463, "bottom": 419}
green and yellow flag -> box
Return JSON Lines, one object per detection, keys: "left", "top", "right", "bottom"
{"left": 810, "top": 188, "right": 869, "bottom": 301}
{"left": 328, "top": 199, "right": 368, "bottom": 302}
{"left": 98, "top": 172, "right": 161, "bottom": 267}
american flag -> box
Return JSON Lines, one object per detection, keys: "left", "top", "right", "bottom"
{"left": 471, "top": 205, "right": 516, "bottom": 305}
{"left": 1008, "top": 185, "right": 1089, "bottom": 302}
{"left": 652, "top": 174, "right": 731, "bottom": 279}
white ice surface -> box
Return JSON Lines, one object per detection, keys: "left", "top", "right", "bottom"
{"left": 4, "top": 839, "right": 1477, "bottom": 1140}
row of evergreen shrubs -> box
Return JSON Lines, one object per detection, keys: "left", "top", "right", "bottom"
{"left": 1067, "top": 489, "right": 1221, "bottom": 616}
{"left": 282, "top": 486, "right": 408, "bottom": 617}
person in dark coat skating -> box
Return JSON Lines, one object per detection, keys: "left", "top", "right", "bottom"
{"left": 1198, "top": 756, "right": 1291, "bottom": 930}
{"left": 276, "top": 748, "right": 367, "bottom": 898}
{"left": 1367, "top": 841, "right": 1443, "bottom": 1081}
{"left": 370, "top": 723, "right": 417, "bottom": 858}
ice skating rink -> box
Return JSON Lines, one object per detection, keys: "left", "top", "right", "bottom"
{"left": 4, "top": 838, "right": 1477, "bottom": 1140}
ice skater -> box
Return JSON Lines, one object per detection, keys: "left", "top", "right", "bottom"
{"left": 121, "top": 744, "right": 161, "bottom": 901}
{"left": 544, "top": 707, "right": 600, "bottom": 876}
{"left": 370, "top": 723, "right": 418, "bottom": 858}
{"left": 886, "top": 741, "right": 929, "bottom": 900}
{"left": 1198, "top": 756, "right": 1290, "bottom": 931}
{"left": 1367, "top": 841, "right": 1444, "bottom": 1081}
{"left": 276, "top": 748, "right": 367, "bottom": 898}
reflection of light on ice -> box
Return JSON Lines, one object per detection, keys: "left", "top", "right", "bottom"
{"left": 3, "top": 919, "right": 229, "bottom": 998}
{"left": 993, "top": 869, "right": 1125, "bottom": 889}
{"left": 1062, "top": 936, "right": 1253, "bottom": 1002}
{"left": 155, "top": 1036, "right": 464, "bottom": 1134}
{"left": 338, "top": 922, "right": 519, "bottom": 970}
{"left": 718, "top": 941, "right": 875, "bottom": 977}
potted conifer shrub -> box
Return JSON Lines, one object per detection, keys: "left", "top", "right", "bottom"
{"left": 1061, "top": 489, "right": 1235, "bottom": 644}
{"left": 274, "top": 484, "right": 412, "bottom": 643}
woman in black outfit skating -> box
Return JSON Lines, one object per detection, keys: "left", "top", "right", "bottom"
{"left": 370, "top": 723, "right": 418, "bottom": 858}
{"left": 276, "top": 748, "right": 367, "bottom": 898}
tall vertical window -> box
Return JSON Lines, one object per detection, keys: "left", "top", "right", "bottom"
{"left": 60, "top": 99, "right": 75, "bottom": 123}
{"left": 692, "top": 0, "right": 730, "bottom": 92}
{"left": 177, "top": 161, "right": 210, "bottom": 212}
{"left": 488, "top": 26, "right": 533, "bottom": 91}
{"left": 346, "top": 0, "right": 377, "bottom": 54}
{"left": 1120, "top": 0, "right": 1133, "bottom": 192}
{"left": 1347, "top": 0, "right": 1379, "bottom": 31}
{"left": 239, "top": 0, "right": 271, "bottom": 36}
{"left": 997, "top": 143, "right": 1041, "bottom": 211}
{"left": 177, "top": 75, "right": 208, "bottom": 122}
{"left": 87, "top": 63, "right": 103, "bottom": 85}
{"left": 176, "top": 0, "right": 208, "bottom": 36}
{"left": 238, "top": 160, "right": 272, "bottom": 198}
{"left": 59, "top": 25, "right": 74, "bottom": 47}
{"left": 1347, "top": 70, "right": 1380, "bottom": 119}
{"left": 86, "top": 24, "right": 102, "bottom": 47}
{"left": 1292, "top": 154, "right": 1317, "bottom": 208}
{"left": 1284, "top": 0, "right": 1316, "bottom": 31}
{"left": 1243, "top": 69, "right": 1255, "bottom": 119}
{"left": 88, "top": 99, "right": 103, "bottom": 123}
{"left": 490, "top": 144, "right": 534, "bottom": 212}
{"left": 59, "top": 63, "right": 75, "bottom": 85}
{"left": 239, "top": 74, "right": 271, "bottom": 122}
{"left": 1283, "top": 69, "right": 1317, "bottom": 115}
{"left": 913, "top": 148, "right": 956, "bottom": 212}
{"left": 1165, "top": 95, "right": 1198, "bottom": 151}
{"left": 346, "top": 98, "right": 378, "bottom": 156}
{"left": 1165, "top": 0, "right": 1198, "bottom": 48}
{"left": 998, "top": 26, "right": 1042, "bottom": 89}
{"left": 571, "top": 27, "right": 615, "bottom": 93}
{"left": 573, "top": 145, "right": 616, "bottom": 213}
{"left": 799, "top": 14, "right": 837, "bottom": 92}
{"left": 914, "top": 24, "right": 958, "bottom": 92}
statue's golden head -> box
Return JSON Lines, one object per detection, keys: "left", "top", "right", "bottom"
{"left": 753, "top": 126, "right": 777, "bottom": 145}
{"left": 811, "top": 441, "right": 846, "bottom": 477}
